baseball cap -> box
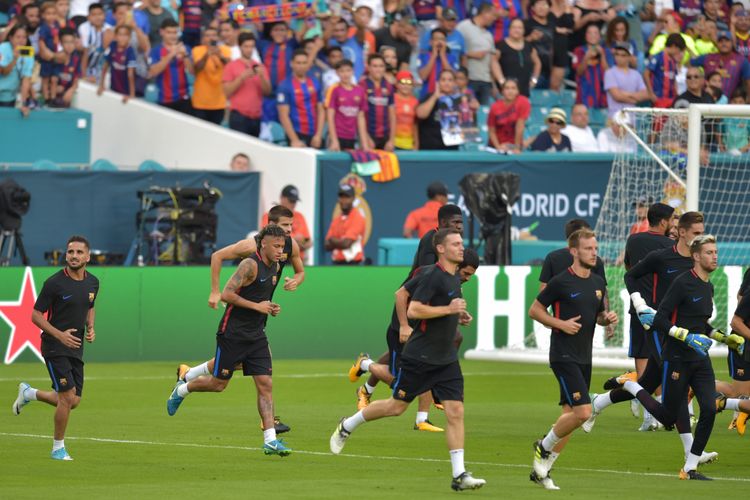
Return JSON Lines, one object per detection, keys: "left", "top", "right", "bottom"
{"left": 718, "top": 29, "right": 732, "bottom": 41}
{"left": 338, "top": 184, "right": 355, "bottom": 197}
{"left": 613, "top": 41, "right": 632, "bottom": 54}
{"left": 427, "top": 181, "right": 449, "bottom": 199}
{"left": 396, "top": 70, "right": 413, "bottom": 82}
{"left": 353, "top": 0, "right": 373, "bottom": 13}
{"left": 442, "top": 7, "right": 458, "bottom": 20}
{"left": 281, "top": 184, "right": 300, "bottom": 202}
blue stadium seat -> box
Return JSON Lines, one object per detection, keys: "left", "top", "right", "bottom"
{"left": 559, "top": 90, "right": 577, "bottom": 106}
{"left": 32, "top": 159, "right": 60, "bottom": 170}
{"left": 91, "top": 158, "right": 118, "bottom": 171}
{"left": 530, "top": 89, "right": 563, "bottom": 107}
{"left": 530, "top": 106, "right": 551, "bottom": 125}
{"left": 589, "top": 108, "right": 609, "bottom": 128}
{"left": 268, "top": 121, "right": 288, "bottom": 146}
{"left": 144, "top": 84, "right": 159, "bottom": 104}
{"left": 138, "top": 160, "right": 167, "bottom": 171}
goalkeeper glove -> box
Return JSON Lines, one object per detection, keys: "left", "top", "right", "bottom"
{"left": 713, "top": 329, "right": 747, "bottom": 355}
{"left": 630, "top": 292, "right": 656, "bottom": 330}
{"left": 670, "top": 327, "right": 713, "bottom": 357}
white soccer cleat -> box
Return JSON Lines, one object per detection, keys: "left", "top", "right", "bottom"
{"left": 451, "top": 472, "right": 486, "bottom": 491}
{"left": 582, "top": 393, "right": 599, "bottom": 433}
{"left": 330, "top": 417, "right": 351, "bottom": 455}
{"left": 698, "top": 451, "right": 718, "bottom": 464}
{"left": 530, "top": 471, "right": 560, "bottom": 490}
{"left": 630, "top": 399, "right": 641, "bottom": 418}
{"left": 12, "top": 382, "right": 31, "bottom": 416}
{"left": 532, "top": 439, "right": 553, "bottom": 478}
{"left": 638, "top": 411, "right": 657, "bottom": 432}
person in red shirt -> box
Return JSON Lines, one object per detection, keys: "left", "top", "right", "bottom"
{"left": 325, "top": 184, "right": 366, "bottom": 265}
{"left": 487, "top": 78, "right": 531, "bottom": 153}
{"left": 629, "top": 196, "right": 652, "bottom": 235}
{"left": 223, "top": 32, "right": 271, "bottom": 137}
{"left": 403, "top": 181, "right": 449, "bottom": 238}
{"left": 261, "top": 185, "right": 312, "bottom": 259}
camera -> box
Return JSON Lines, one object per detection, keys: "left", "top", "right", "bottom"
{"left": 18, "top": 46, "right": 34, "bottom": 57}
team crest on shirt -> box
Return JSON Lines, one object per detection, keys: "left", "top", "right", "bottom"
{"left": 280, "top": 253, "right": 288, "bottom": 262}
{"left": 272, "top": 276, "right": 277, "bottom": 286}
{"left": 397, "top": 390, "right": 406, "bottom": 398}
{"left": 671, "top": 371, "right": 680, "bottom": 380}
{"left": 221, "top": 369, "right": 230, "bottom": 377}
{"left": 60, "top": 377, "right": 67, "bottom": 386}
{"left": 354, "top": 95, "right": 361, "bottom": 102}
{"left": 595, "top": 290, "right": 602, "bottom": 300}
{"left": 738, "top": 369, "right": 745, "bottom": 377}
{"left": 572, "top": 392, "right": 581, "bottom": 401}
{"left": 89, "top": 292, "right": 95, "bottom": 303}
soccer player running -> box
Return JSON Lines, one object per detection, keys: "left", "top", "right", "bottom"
{"left": 529, "top": 229, "right": 618, "bottom": 490}
{"left": 330, "top": 229, "right": 487, "bottom": 492}
{"left": 349, "top": 204, "right": 464, "bottom": 432}
{"left": 539, "top": 219, "right": 608, "bottom": 289}
{"left": 622, "top": 202, "right": 675, "bottom": 431}
{"left": 166, "top": 225, "right": 292, "bottom": 456}
{"left": 614, "top": 234, "right": 743, "bottom": 480}
{"left": 582, "top": 212, "right": 718, "bottom": 464}
{"left": 13, "top": 236, "right": 99, "bottom": 461}
{"left": 348, "top": 248, "right": 480, "bottom": 422}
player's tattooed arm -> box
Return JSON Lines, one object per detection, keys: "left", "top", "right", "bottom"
{"left": 208, "top": 237, "right": 258, "bottom": 309}
{"left": 221, "top": 259, "right": 258, "bottom": 310}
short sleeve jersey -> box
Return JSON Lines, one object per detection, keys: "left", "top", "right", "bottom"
{"left": 624, "top": 245, "right": 693, "bottom": 307}
{"left": 536, "top": 268, "right": 606, "bottom": 364}
{"left": 539, "top": 247, "right": 607, "bottom": 285}
{"left": 33, "top": 269, "right": 99, "bottom": 360}
{"left": 401, "top": 264, "right": 463, "bottom": 365}
{"left": 623, "top": 230, "right": 674, "bottom": 311}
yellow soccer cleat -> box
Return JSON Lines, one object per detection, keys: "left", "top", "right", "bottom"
{"left": 414, "top": 420, "right": 444, "bottom": 432}
{"left": 356, "top": 386, "right": 371, "bottom": 410}
{"left": 728, "top": 415, "right": 737, "bottom": 431}
{"left": 176, "top": 364, "right": 190, "bottom": 382}
{"left": 348, "top": 353, "right": 370, "bottom": 383}
{"left": 737, "top": 412, "right": 748, "bottom": 436}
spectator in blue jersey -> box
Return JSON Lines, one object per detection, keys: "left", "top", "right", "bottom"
{"left": 277, "top": 49, "right": 325, "bottom": 149}
{"left": 223, "top": 32, "right": 271, "bottom": 137}
{"left": 691, "top": 30, "right": 750, "bottom": 99}
{"left": 326, "top": 17, "right": 366, "bottom": 81}
{"left": 571, "top": 23, "right": 608, "bottom": 108}
{"left": 644, "top": 32, "right": 685, "bottom": 106}
{"left": 418, "top": 7, "right": 466, "bottom": 63}
{"left": 258, "top": 21, "right": 299, "bottom": 123}
{"left": 148, "top": 17, "right": 193, "bottom": 114}
{"left": 479, "top": 0, "right": 526, "bottom": 45}
{"left": 360, "top": 53, "right": 395, "bottom": 150}
{"left": 105, "top": 0, "right": 149, "bottom": 38}
{"left": 301, "top": 37, "right": 325, "bottom": 85}
{"left": 0, "top": 24, "right": 34, "bottom": 115}
{"left": 413, "top": 0, "right": 438, "bottom": 27}
{"left": 179, "top": 0, "right": 202, "bottom": 48}
{"left": 98, "top": 24, "right": 136, "bottom": 102}
{"left": 112, "top": 1, "right": 150, "bottom": 96}
{"left": 418, "top": 28, "right": 460, "bottom": 99}
{"left": 52, "top": 27, "right": 83, "bottom": 108}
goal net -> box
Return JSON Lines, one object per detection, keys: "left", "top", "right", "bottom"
{"left": 594, "top": 105, "right": 750, "bottom": 356}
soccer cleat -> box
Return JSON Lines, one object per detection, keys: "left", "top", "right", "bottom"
{"left": 166, "top": 380, "right": 185, "bottom": 416}
{"left": 581, "top": 393, "right": 599, "bottom": 433}
{"left": 176, "top": 363, "right": 190, "bottom": 382}
{"left": 356, "top": 386, "right": 371, "bottom": 410}
{"left": 348, "top": 353, "right": 370, "bottom": 382}
{"left": 12, "top": 382, "right": 31, "bottom": 416}
{"left": 737, "top": 412, "right": 748, "bottom": 436}
{"left": 50, "top": 448, "right": 73, "bottom": 461}
{"left": 260, "top": 416, "right": 291, "bottom": 434}
{"left": 434, "top": 402, "right": 445, "bottom": 411}
{"left": 630, "top": 399, "right": 641, "bottom": 418}
{"left": 263, "top": 439, "right": 292, "bottom": 457}
{"left": 603, "top": 371, "right": 637, "bottom": 390}
{"left": 715, "top": 392, "right": 727, "bottom": 412}
{"left": 330, "top": 417, "right": 351, "bottom": 454}
{"left": 679, "top": 469, "right": 712, "bottom": 480}
{"left": 698, "top": 451, "right": 718, "bottom": 464}
{"left": 530, "top": 471, "right": 560, "bottom": 490}
{"left": 638, "top": 412, "right": 657, "bottom": 432}
{"left": 532, "top": 439, "right": 552, "bottom": 478}
{"left": 728, "top": 413, "right": 738, "bottom": 430}
{"left": 451, "top": 471, "right": 486, "bottom": 491}
{"left": 414, "top": 420, "right": 444, "bottom": 432}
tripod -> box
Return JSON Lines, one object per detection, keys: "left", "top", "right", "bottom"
{"left": 0, "top": 228, "right": 30, "bottom": 266}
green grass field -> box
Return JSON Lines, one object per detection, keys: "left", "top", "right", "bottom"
{"left": 0, "top": 359, "right": 747, "bottom": 499}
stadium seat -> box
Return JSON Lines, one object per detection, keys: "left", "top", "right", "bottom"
{"left": 589, "top": 108, "right": 609, "bottom": 128}
{"left": 32, "top": 159, "right": 60, "bottom": 170}
{"left": 144, "top": 84, "right": 159, "bottom": 104}
{"left": 559, "top": 89, "right": 577, "bottom": 106}
{"left": 268, "top": 121, "right": 288, "bottom": 146}
{"left": 138, "top": 160, "right": 167, "bottom": 171}
{"left": 91, "top": 158, "right": 119, "bottom": 171}
{"left": 530, "top": 89, "right": 563, "bottom": 107}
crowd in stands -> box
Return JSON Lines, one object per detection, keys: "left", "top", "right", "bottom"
{"left": 1, "top": 0, "right": 749, "bottom": 152}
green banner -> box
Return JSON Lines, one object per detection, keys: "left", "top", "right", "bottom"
{"left": 0, "top": 265, "right": 741, "bottom": 364}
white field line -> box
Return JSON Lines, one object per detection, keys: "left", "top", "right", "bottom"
{"left": 1, "top": 431, "right": 748, "bottom": 483}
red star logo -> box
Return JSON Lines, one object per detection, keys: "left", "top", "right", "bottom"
{"left": 0, "top": 267, "right": 43, "bottom": 364}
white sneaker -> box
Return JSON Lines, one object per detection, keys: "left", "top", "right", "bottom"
{"left": 582, "top": 394, "right": 599, "bottom": 433}
{"left": 330, "top": 417, "right": 351, "bottom": 454}
{"left": 698, "top": 451, "right": 718, "bottom": 464}
{"left": 630, "top": 399, "right": 641, "bottom": 418}
{"left": 451, "top": 472, "right": 486, "bottom": 491}
{"left": 533, "top": 439, "right": 553, "bottom": 478}
{"left": 530, "top": 471, "right": 560, "bottom": 490}
{"left": 638, "top": 411, "right": 657, "bottom": 432}
{"left": 12, "top": 382, "right": 31, "bottom": 416}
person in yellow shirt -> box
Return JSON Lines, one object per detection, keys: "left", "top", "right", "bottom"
{"left": 648, "top": 10, "right": 698, "bottom": 64}
{"left": 192, "top": 26, "right": 232, "bottom": 124}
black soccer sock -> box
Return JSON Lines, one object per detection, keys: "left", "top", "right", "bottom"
{"left": 635, "top": 389, "right": 675, "bottom": 428}
{"left": 609, "top": 388, "right": 635, "bottom": 404}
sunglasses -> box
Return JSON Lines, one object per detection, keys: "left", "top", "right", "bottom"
{"left": 548, "top": 119, "right": 564, "bottom": 125}
{"left": 398, "top": 79, "right": 413, "bottom": 84}
{"left": 686, "top": 74, "right": 703, "bottom": 79}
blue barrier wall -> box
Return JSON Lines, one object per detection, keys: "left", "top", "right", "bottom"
{"left": 0, "top": 171, "right": 259, "bottom": 265}
{"left": 0, "top": 109, "right": 91, "bottom": 165}
{"left": 315, "top": 151, "right": 614, "bottom": 264}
